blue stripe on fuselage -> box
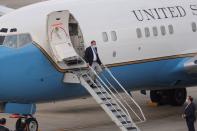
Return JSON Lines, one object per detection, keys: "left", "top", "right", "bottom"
{"left": 0, "top": 43, "right": 195, "bottom": 103}
{"left": 0, "top": 44, "right": 87, "bottom": 103}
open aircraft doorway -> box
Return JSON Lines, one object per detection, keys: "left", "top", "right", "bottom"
{"left": 47, "top": 10, "right": 85, "bottom": 69}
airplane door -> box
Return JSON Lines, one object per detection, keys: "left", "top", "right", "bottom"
{"left": 47, "top": 10, "right": 77, "bottom": 62}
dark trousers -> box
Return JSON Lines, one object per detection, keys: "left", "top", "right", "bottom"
{"left": 186, "top": 120, "right": 195, "bottom": 131}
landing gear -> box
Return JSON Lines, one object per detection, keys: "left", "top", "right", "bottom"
{"left": 170, "top": 88, "right": 187, "bottom": 106}
{"left": 15, "top": 116, "right": 38, "bottom": 131}
{"left": 150, "top": 88, "right": 187, "bottom": 106}
{"left": 150, "top": 89, "right": 171, "bottom": 105}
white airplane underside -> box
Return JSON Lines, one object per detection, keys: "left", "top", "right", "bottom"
{"left": 0, "top": 0, "right": 197, "bottom": 130}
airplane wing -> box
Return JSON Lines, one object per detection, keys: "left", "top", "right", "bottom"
{"left": 0, "top": 5, "right": 14, "bottom": 16}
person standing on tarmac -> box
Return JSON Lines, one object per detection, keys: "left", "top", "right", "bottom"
{"left": 0, "top": 118, "right": 10, "bottom": 131}
{"left": 182, "top": 96, "right": 196, "bottom": 131}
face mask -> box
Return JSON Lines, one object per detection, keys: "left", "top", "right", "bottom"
{"left": 186, "top": 99, "right": 189, "bottom": 103}
{"left": 92, "top": 45, "right": 96, "bottom": 48}
{"left": 186, "top": 99, "right": 191, "bottom": 104}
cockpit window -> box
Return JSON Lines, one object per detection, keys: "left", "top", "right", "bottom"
{"left": 4, "top": 35, "right": 17, "bottom": 48}
{"left": 18, "top": 34, "right": 32, "bottom": 47}
{"left": 0, "top": 33, "right": 32, "bottom": 48}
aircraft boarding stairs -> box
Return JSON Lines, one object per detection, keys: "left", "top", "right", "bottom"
{"left": 46, "top": 10, "right": 145, "bottom": 130}
{"left": 73, "top": 62, "right": 146, "bottom": 131}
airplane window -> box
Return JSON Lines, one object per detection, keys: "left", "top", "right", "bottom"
{"left": 3, "top": 35, "right": 17, "bottom": 48}
{"left": 152, "top": 27, "right": 158, "bottom": 36}
{"left": 191, "top": 22, "right": 197, "bottom": 32}
{"left": 10, "top": 28, "right": 17, "bottom": 32}
{"left": 102, "top": 32, "right": 108, "bottom": 42}
{"left": 160, "top": 26, "right": 166, "bottom": 36}
{"left": 111, "top": 31, "right": 117, "bottom": 41}
{"left": 0, "top": 28, "right": 8, "bottom": 33}
{"left": 136, "top": 28, "right": 142, "bottom": 38}
{"left": 145, "top": 27, "right": 150, "bottom": 37}
{"left": 18, "top": 34, "right": 32, "bottom": 47}
{"left": 168, "top": 25, "right": 174, "bottom": 34}
{"left": 2, "top": 33, "right": 32, "bottom": 48}
{"left": 0, "top": 36, "right": 5, "bottom": 45}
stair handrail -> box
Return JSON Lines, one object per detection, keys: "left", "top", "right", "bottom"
{"left": 100, "top": 73, "right": 143, "bottom": 122}
{"left": 82, "top": 67, "right": 133, "bottom": 123}
{"left": 102, "top": 65, "right": 146, "bottom": 122}
{"left": 82, "top": 73, "right": 132, "bottom": 126}
{"left": 77, "top": 58, "right": 134, "bottom": 125}
{"left": 77, "top": 56, "right": 145, "bottom": 124}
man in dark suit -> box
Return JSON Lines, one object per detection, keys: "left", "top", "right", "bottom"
{"left": 0, "top": 118, "right": 9, "bottom": 131}
{"left": 183, "top": 96, "right": 196, "bottom": 131}
{"left": 85, "top": 40, "right": 102, "bottom": 80}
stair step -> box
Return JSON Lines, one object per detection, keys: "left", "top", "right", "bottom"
{"left": 106, "top": 103, "right": 116, "bottom": 106}
{"left": 113, "top": 111, "right": 125, "bottom": 116}
{"left": 64, "top": 59, "right": 83, "bottom": 66}
{"left": 82, "top": 74, "right": 88, "bottom": 78}
{"left": 96, "top": 92, "right": 107, "bottom": 95}
{"left": 126, "top": 126, "right": 137, "bottom": 130}
{"left": 94, "top": 88, "right": 106, "bottom": 93}
{"left": 99, "top": 94, "right": 110, "bottom": 99}
{"left": 111, "top": 109, "right": 121, "bottom": 112}
{"left": 116, "top": 114, "right": 126, "bottom": 118}
{"left": 121, "top": 121, "right": 131, "bottom": 125}
{"left": 101, "top": 97, "right": 111, "bottom": 101}
{"left": 86, "top": 80, "right": 92, "bottom": 83}
{"left": 88, "top": 83, "right": 98, "bottom": 88}
{"left": 91, "top": 85, "right": 98, "bottom": 88}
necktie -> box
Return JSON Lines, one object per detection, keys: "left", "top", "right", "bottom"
{"left": 93, "top": 47, "right": 97, "bottom": 54}
{"left": 92, "top": 47, "right": 97, "bottom": 61}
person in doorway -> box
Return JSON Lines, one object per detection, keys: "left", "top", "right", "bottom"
{"left": 182, "top": 96, "right": 196, "bottom": 131}
{"left": 0, "top": 118, "right": 10, "bottom": 131}
{"left": 84, "top": 40, "right": 102, "bottom": 81}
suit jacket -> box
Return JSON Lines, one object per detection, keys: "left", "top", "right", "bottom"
{"left": 185, "top": 102, "right": 196, "bottom": 122}
{"left": 0, "top": 126, "right": 9, "bottom": 131}
{"left": 84, "top": 46, "right": 102, "bottom": 66}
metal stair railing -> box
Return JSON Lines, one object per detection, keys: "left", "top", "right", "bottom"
{"left": 75, "top": 56, "right": 145, "bottom": 127}
{"left": 86, "top": 66, "right": 132, "bottom": 116}
{"left": 80, "top": 69, "right": 134, "bottom": 126}
{"left": 100, "top": 74, "right": 142, "bottom": 122}
{"left": 81, "top": 73, "right": 132, "bottom": 127}
{"left": 76, "top": 55, "right": 146, "bottom": 123}
{"left": 100, "top": 71, "right": 145, "bottom": 123}
{"left": 101, "top": 65, "right": 146, "bottom": 123}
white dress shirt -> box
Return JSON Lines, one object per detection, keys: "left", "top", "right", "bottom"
{"left": 91, "top": 46, "right": 97, "bottom": 61}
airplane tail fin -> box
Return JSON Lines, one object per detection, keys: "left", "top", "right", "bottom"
{"left": 0, "top": 5, "right": 14, "bottom": 16}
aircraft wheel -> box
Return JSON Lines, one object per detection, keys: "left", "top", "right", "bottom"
{"left": 150, "top": 90, "right": 162, "bottom": 104}
{"left": 26, "top": 118, "right": 38, "bottom": 131}
{"left": 170, "top": 88, "right": 187, "bottom": 106}
{"left": 16, "top": 118, "right": 26, "bottom": 131}
{"left": 150, "top": 90, "right": 172, "bottom": 105}
{"left": 16, "top": 117, "right": 38, "bottom": 131}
